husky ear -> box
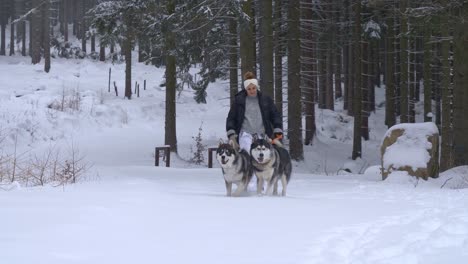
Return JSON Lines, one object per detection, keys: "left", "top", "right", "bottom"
{"left": 266, "top": 137, "right": 273, "bottom": 144}
{"left": 219, "top": 138, "right": 224, "bottom": 146}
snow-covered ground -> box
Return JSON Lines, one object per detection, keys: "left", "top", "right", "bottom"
{"left": 1, "top": 54, "right": 468, "bottom": 263}
{"left": 2, "top": 167, "right": 468, "bottom": 264}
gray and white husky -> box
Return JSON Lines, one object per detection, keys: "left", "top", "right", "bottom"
{"left": 250, "top": 136, "right": 292, "bottom": 196}
{"left": 216, "top": 140, "right": 253, "bottom": 197}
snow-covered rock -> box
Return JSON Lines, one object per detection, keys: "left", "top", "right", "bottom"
{"left": 381, "top": 122, "right": 439, "bottom": 180}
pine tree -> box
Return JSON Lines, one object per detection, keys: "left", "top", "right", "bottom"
{"left": 191, "top": 123, "right": 206, "bottom": 165}
{"left": 164, "top": 0, "right": 178, "bottom": 153}
{"left": 229, "top": 14, "right": 238, "bottom": 107}
{"left": 288, "top": 0, "right": 303, "bottom": 160}
{"left": 352, "top": 0, "right": 362, "bottom": 160}
{"left": 43, "top": 0, "right": 51, "bottom": 73}
{"left": 440, "top": 1, "right": 453, "bottom": 171}
{"left": 91, "top": 0, "right": 157, "bottom": 99}
{"left": 259, "top": 0, "right": 274, "bottom": 98}
{"left": 31, "top": 0, "right": 42, "bottom": 64}
{"left": 16, "top": 0, "right": 27, "bottom": 56}
{"left": 302, "top": 0, "right": 316, "bottom": 145}
{"left": 452, "top": 1, "right": 468, "bottom": 167}
{"left": 240, "top": 0, "right": 255, "bottom": 76}
{"left": 385, "top": 1, "right": 396, "bottom": 128}
{"left": 0, "top": 0, "right": 7, "bottom": 56}
{"left": 273, "top": 0, "right": 284, "bottom": 115}
{"left": 9, "top": 0, "right": 15, "bottom": 56}
{"left": 423, "top": 15, "right": 432, "bottom": 122}
{"left": 400, "top": 0, "right": 409, "bottom": 123}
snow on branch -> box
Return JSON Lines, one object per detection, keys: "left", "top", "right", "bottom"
{"left": 12, "top": 0, "right": 47, "bottom": 24}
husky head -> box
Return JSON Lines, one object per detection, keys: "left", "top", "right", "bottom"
{"left": 216, "top": 139, "right": 237, "bottom": 168}
{"left": 250, "top": 135, "right": 273, "bottom": 164}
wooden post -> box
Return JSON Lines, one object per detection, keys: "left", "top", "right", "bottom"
{"left": 108, "top": 68, "right": 111, "bottom": 92}
{"left": 155, "top": 147, "right": 159, "bottom": 166}
{"left": 137, "top": 84, "right": 140, "bottom": 97}
{"left": 208, "top": 147, "right": 218, "bottom": 168}
{"left": 144, "top": 79, "right": 146, "bottom": 90}
{"left": 113, "top": 81, "right": 118, "bottom": 96}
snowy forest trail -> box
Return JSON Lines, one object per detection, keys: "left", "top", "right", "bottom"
{"left": 1, "top": 166, "right": 467, "bottom": 264}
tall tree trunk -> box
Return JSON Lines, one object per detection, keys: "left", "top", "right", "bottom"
{"left": 99, "top": 40, "right": 105, "bottom": 61}
{"left": 343, "top": 0, "right": 350, "bottom": 111}
{"left": 252, "top": 5, "right": 257, "bottom": 77}
{"left": 16, "top": 0, "right": 26, "bottom": 56}
{"left": 91, "top": 35, "right": 95, "bottom": 52}
{"left": 21, "top": 20, "right": 26, "bottom": 56}
{"left": 352, "top": 0, "right": 362, "bottom": 160}
{"left": 63, "top": 0, "right": 68, "bottom": 41}
{"left": 415, "top": 29, "right": 423, "bottom": 102}
{"left": 334, "top": 1, "right": 342, "bottom": 99}
{"left": 369, "top": 38, "right": 377, "bottom": 112}
{"left": 0, "top": 0, "right": 5, "bottom": 56}
{"left": 326, "top": 37, "right": 334, "bottom": 110}
{"left": 423, "top": 23, "right": 432, "bottom": 122}
{"left": 273, "top": 0, "right": 283, "bottom": 117}
{"left": 325, "top": 1, "right": 334, "bottom": 110}
{"left": 319, "top": 46, "right": 327, "bottom": 109}
{"left": 9, "top": 1, "right": 15, "bottom": 56}
{"left": 164, "top": 1, "right": 177, "bottom": 153}
{"left": 303, "top": 0, "right": 315, "bottom": 145}
{"left": 124, "top": 31, "right": 132, "bottom": 99}
{"left": 400, "top": 0, "right": 409, "bottom": 123}
{"left": 433, "top": 40, "right": 442, "bottom": 130}
{"left": 394, "top": 15, "right": 401, "bottom": 117}
{"left": 229, "top": 16, "right": 238, "bottom": 107}
{"left": 440, "top": 6, "right": 453, "bottom": 171}
{"left": 288, "top": 0, "right": 303, "bottom": 161}
{"left": 81, "top": 0, "right": 86, "bottom": 53}
{"left": 0, "top": 22, "right": 5, "bottom": 56}
{"left": 347, "top": 1, "right": 355, "bottom": 117}
{"left": 335, "top": 46, "right": 342, "bottom": 99}
{"left": 452, "top": 3, "right": 468, "bottom": 166}
{"left": 31, "top": 0, "right": 42, "bottom": 64}
{"left": 19, "top": 3, "right": 26, "bottom": 56}
{"left": 362, "top": 40, "right": 369, "bottom": 141}
{"left": 385, "top": 8, "right": 396, "bottom": 128}
{"left": 72, "top": 0, "right": 77, "bottom": 36}
{"left": 43, "top": 0, "right": 50, "bottom": 73}
{"left": 259, "top": 0, "right": 274, "bottom": 98}
{"left": 375, "top": 37, "right": 382, "bottom": 88}
{"left": 240, "top": 0, "right": 255, "bottom": 77}
{"left": 409, "top": 25, "right": 416, "bottom": 123}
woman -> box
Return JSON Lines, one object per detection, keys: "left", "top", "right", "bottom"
{"left": 226, "top": 71, "right": 283, "bottom": 152}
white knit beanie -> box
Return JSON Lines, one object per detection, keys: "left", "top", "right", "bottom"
{"left": 244, "top": 79, "right": 259, "bottom": 90}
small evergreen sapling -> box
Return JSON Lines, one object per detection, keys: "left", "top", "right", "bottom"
{"left": 191, "top": 123, "right": 206, "bottom": 165}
